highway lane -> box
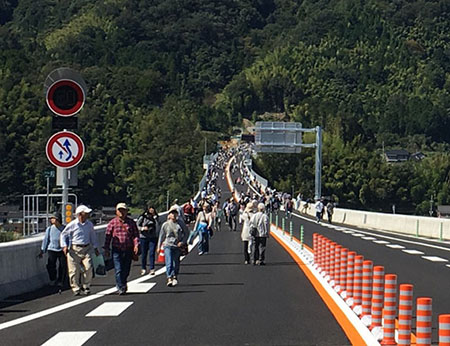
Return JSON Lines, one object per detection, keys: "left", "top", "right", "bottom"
{"left": 0, "top": 168, "right": 350, "bottom": 345}
{"left": 232, "top": 157, "right": 450, "bottom": 343}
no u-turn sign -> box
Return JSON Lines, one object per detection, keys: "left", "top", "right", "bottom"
{"left": 46, "top": 131, "right": 85, "bottom": 168}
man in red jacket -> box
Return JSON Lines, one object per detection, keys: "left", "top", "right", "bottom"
{"left": 104, "top": 203, "right": 139, "bottom": 295}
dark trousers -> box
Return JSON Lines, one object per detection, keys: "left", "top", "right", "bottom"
{"left": 140, "top": 237, "right": 157, "bottom": 270}
{"left": 254, "top": 237, "right": 267, "bottom": 262}
{"left": 243, "top": 241, "right": 250, "bottom": 262}
{"left": 112, "top": 248, "right": 133, "bottom": 290}
{"left": 228, "top": 214, "right": 237, "bottom": 231}
{"left": 47, "top": 250, "right": 67, "bottom": 285}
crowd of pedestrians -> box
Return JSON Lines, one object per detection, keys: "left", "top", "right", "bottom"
{"left": 38, "top": 144, "right": 337, "bottom": 297}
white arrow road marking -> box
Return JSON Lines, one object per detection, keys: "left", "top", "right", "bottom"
{"left": 41, "top": 331, "right": 96, "bottom": 346}
{"left": 86, "top": 302, "right": 133, "bottom": 317}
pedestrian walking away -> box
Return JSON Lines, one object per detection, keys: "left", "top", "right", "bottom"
{"left": 250, "top": 203, "right": 269, "bottom": 265}
{"left": 239, "top": 202, "right": 254, "bottom": 264}
{"left": 60, "top": 205, "right": 100, "bottom": 296}
{"left": 157, "top": 207, "right": 186, "bottom": 287}
{"left": 326, "top": 201, "right": 335, "bottom": 224}
{"left": 38, "top": 214, "right": 67, "bottom": 289}
{"left": 104, "top": 203, "right": 140, "bottom": 295}
{"left": 227, "top": 197, "right": 238, "bottom": 231}
{"left": 137, "top": 205, "right": 160, "bottom": 276}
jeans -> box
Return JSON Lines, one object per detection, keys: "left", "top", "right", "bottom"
{"left": 140, "top": 237, "right": 157, "bottom": 270}
{"left": 112, "top": 248, "right": 133, "bottom": 290}
{"left": 164, "top": 246, "right": 180, "bottom": 278}
{"left": 47, "top": 250, "right": 67, "bottom": 285}
{"left": 198, "top": 231, "right": 209, "bottom": 254}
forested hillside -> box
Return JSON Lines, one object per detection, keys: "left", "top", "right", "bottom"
{"left": 1, "top": 0, "right": 450, "bottom": 214}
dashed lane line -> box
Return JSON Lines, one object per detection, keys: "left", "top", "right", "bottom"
{"left": 86, "top": 302, "right": 133, "bottom": 317}
{"left": 386, "top": 244, "right": 406, "bottom": 249}
{"left": 402, "top": 249, "right": 425, "bottom": 255}
{"left": 351, "top": 233, "right": 365, "bottom": 237}
{"left": 373, "top": 240, "right": 390, "bottom": 245}
{"left": 41, "top": 331, "right": 96, "bottom": 346}
{"left": 362, "top": 237, "right": 376, "bottom": 241}
{"left": 422, "top": 256, "right": 449, "bottom": 263}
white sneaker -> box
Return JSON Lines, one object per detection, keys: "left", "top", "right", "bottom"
{"left": 141, "top": 269, "right": 147, "bottom": 276}
{"left": 150, "top": 269, "right": 155, "bottom": 275}
{"left": 167, "top": 278, "right": 173, "bottom": 287}
{"left": 172, "top": 278, "right": 178, "bottom": 286}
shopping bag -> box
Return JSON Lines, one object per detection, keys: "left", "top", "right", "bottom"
{"left": 92, "top": 253, "right": 106, "bottom": 277}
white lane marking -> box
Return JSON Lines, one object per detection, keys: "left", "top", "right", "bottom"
{"left": 0, "top": 236, "right": 200, "bottom": 331}
{"left": 402, "top": 249, "right": 424, "bottom": 255}
{"left": 292, "top": 212, "right": 450, "bottom": 252}
{"left": 343, "top": 230, "right": 354, "bottom": 234}
{"left": 373, "top": 240, "right": 390, "bottom": 244}
{"left": 270, "top": 225, "right": 379, "bottom": 345}
{"left": 126, "top": 283, "right": 156, "bottom": 293}
{"left": 41, "top": 331, "right": 96, "bottom": 346}
{"left": 422, "top": 256, "right": 449, "bottom": 262}
{"left": 362, "top": 237, "right": 376, "bottom": 240}
{"left": 386, "top": 244, "right": 405, "bottom": 249}
{"left": 86, "top": 302, "right": 133, "bottom": 317}
{"left": 351, "top": 233, "right": 365, "bottom": 237}
{"left": 446, "top": 264, "right": 450, "bottom": 268}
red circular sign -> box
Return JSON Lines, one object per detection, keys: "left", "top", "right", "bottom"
{"left": 46, "top": 80, "right": 85, "bottom": 117}
{"left": 46, "top": 131, "right": 85, "bottom": 168}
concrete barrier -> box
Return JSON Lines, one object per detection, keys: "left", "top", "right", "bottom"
{"left": 301, "top": 205, "right": 450, "bottom": 241}
{"left": 0, "top": 226, "right": 106, "bottom": 301}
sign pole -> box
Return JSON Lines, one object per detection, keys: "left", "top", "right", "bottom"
{"left": 314, "top": 126, "right": 322, "bottom": 201}
{"left": 62, "top": 168, "right": 69, "bottom": 222}
{"left": 46, "top": 176, "right": 50, "bottom": 227}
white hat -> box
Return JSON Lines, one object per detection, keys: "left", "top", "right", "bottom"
{"left": 168, "top": 205, "right": 179, "bottom": 214}
{"left": 75, "top": 205, "right": 92, "bottom": 214}
{"left": 116, "top": 202, "right": 128, "bottom": 210}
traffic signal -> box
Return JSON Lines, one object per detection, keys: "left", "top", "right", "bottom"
{"left": 64, "top": 203, "right": 74, "bottom": 224}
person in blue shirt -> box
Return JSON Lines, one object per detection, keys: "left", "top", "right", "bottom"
{"left": 38, "top": 214, "right": 66, "bottom": 287}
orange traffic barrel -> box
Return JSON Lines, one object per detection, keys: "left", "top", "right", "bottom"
{"left": 398, "top": 284, "right": 414, "bottom": 346}
{"left": 361, "top": 260, "right": 373, "bottom": 318}
{"left": 381, "top": 274, "right": 397, "bottom": 345}
{"left": 416, "top": 297, "right": 432, "bottom": 346}
{"left": 370, "top": 266, "right": 385, "bottom": 330}
{"left": 439, "top": 314, "right": 450, "bottom": 346}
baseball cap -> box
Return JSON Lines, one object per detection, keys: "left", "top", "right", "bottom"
{"left": 49, "top": 213, "right": 61, "bottom": 221}
{"left": 75, "top": 205, "right": 92, "bottom": 215}
{"left": 168, "top": 205, "right": 179, "bottom": 214}
{"left": 116, "top": 202, "right": 128, "bottom": 210}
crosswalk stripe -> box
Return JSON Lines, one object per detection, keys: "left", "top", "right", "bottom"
{"left": 86, "top": 302, "right": 133, "bottom": 317}
{"left": 41, "top": 331, "right": 96, "bottom": 346}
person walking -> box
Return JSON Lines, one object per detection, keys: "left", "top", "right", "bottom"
{"left": 60, "top": 205, "right": 99, "bottom": 296}
{"left": 193, "top": 203, "right": 212, "bottom": 256}
{"left": 239, "top": 202, "right": 254, "bottom": 264}
{"left": 157, "top": 207, "right": 186, "bottom": 287}
{"left": 104, "top": 203, "right": 140, "bottom": 295}
{"left": 38, "top": 214, "right": 66, "bottom": 288}
{"left": 315, "top": 199, "right": 324, "bottom": 223}
{"left": 326, "top": 201, "right": 335, "bottom": 224}
{"left": 250, "top": 203, "right": 270, "bottom": 265}
{"left": 137, "top": 206, "right": 159, "bottom": 276}
{"left": 227, "top": 197, "right": 238, "bottom": 231}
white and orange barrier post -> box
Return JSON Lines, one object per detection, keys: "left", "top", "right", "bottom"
{"left": 398, "top": 284, "right": 414, "bottom": 346}
{"left": 439, "top": 314, "right": 450, "bottom": 346}
{"left": 352, "top": 255, "right": 364, "bottom": 313}
{"left": 370, "top": 266, "right": 385, "bottom": 334}
{"left": 333, "top": 245, "right": 342, "bottom": 291}
{"left": 416, "top": 297, "right": 432, "bottom": 346}
{"left": 381, "top": 273, "right": 397, "bottom": 345}
{"left": 345, "top": 251, "right": 356, "bottom": 303}
{"left": 339, "top": 248, "right": 348, "bottom": 296}
{"left": 313, "top": 233, "right": 318, "bottom": 265}
{"left": 329, "top": 242, "right": 337, "bottom": 285}
{"left": 361, "top": 260, "right": 373, "bottom": 324}
{"left": 324, "top": 239, "right": 331, "bottom": 278}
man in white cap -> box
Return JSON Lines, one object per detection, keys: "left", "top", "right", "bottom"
{"left": 104, "top": 202, "right": 139, "bottom": 295}
{"left": 249, "top": 203, "right": 269, "bottom": 265}
{"left": 60, "top": 205, "right": 99, "bottom": 296}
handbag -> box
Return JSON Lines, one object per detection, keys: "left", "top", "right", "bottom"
{"left": 250, "top": 226, "right": 258, "bottom": 237}
{"left": 179, "top": 242, "right": 189, "bottom": 256}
